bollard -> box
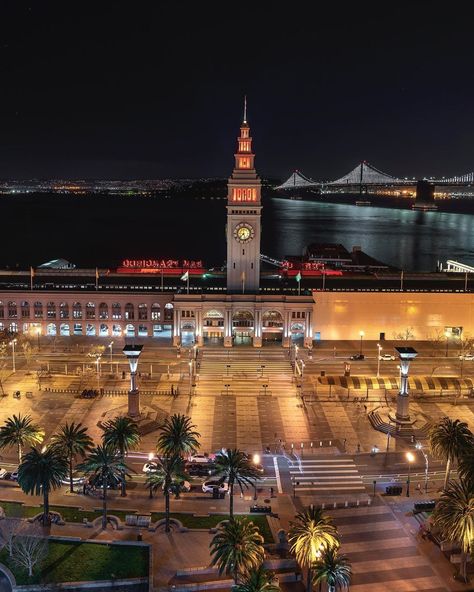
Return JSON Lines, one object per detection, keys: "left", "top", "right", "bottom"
{"left": 321, "top": 502, "right": 325, "bottom": 510}
{"left": 333, "top": 502, "right": 337, "bottom": 509}
{"left": 329, "top": 440, "right": 332, "bottom": 446}
{"left": 356, "top": 500, "right": 360, "bottom": 507}
{"left": 368, "top": 498, "right": 372, "bottom": 506}
{"left": 320, "top": 441, "right": 322, "bottom": 447}
{"left": 345, "top": 500, "right": 348, "bottom": 508}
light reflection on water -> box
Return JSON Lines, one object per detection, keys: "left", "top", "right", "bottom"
{"left": 262, "top": 198, "right": 474, "bottom": 271}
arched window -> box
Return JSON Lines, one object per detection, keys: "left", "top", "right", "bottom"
{"left": 99, "top": 303, "right": 108, "bottom": 320}
{"left": 34, "top": 301, "right": 43, "bottom": 318}
{"left": 21, "top": 301, "right": 30, "bottom": 318}
{"left": 138, "top": 303, "right": 147, "bottom": 320}
{"left": 60, "top": 302, "right": 69, "bottom": 319}
{"left": 0, "top": 301, "right": 4, "bottom": 319}
{"left": 151, "top": 303, "right": 161, "bottom": 321}
{"left": 86, "top": 302, "right": 95, "bottom": 319}
{"left": 9, "top": 322, "right": 18, "bottom": 333}
{"left": 164, "top": 303, "right": 174, "bottom": 321}
{"left": 112, "top": 303, "right": 121, "bottom": 320}
{"left": 8, "top": 301, "right": 17, "bottom": 318}
{"left": 47, "top": 302, "right": 56, "bottom": 319}
{"left": 124, "top": 303, "right": 134, "bottom": 320}
{"left": 73, "top": 302, "right": 82, "bottom": 319}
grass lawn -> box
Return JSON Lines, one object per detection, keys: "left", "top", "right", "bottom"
{"left": 0, "top": 501, "right": 130, "bottom": 523}
{"left": 0, "top": 540, "right": 149, "bottom": 585}
{"left": 151, "top": 512, "right": 273, "bottom": 542}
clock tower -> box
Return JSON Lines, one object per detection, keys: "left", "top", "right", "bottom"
{"left": 226, "top": 99, "right": 262, "bottom": 292}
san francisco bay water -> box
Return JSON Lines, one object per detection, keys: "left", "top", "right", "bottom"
{"left": 2, "top": 194, "right": 474, "bottom": 271}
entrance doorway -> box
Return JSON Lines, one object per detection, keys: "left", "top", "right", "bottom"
{"left": 232, "top": 310, "right": 254, "bottom": 346}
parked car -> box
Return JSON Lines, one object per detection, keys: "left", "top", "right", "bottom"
{"left": 0, "top": 468, "right": 8, "bottom": 479}
{"left": 188, "top": 453, "right": 211, "bottom": 464}
{"left": 186, "top": 462, "right": 216, "bottom": 477}
{"left": 10, "top": 469, "right": 19, "bottom": 481}
{"left": 90, "top": 473, "right": 121, "bottom": 489}
{"left": 379, "top": 354, "right": 395, "bottom": 361}
{"left": 350, "top": 354, "right": 365, "bottom": 361}
{"left": 202, "top": 480, "right": 229, "bottom": 494}
{"left": 459, "top": 353, "right": 474, "bottom": 361}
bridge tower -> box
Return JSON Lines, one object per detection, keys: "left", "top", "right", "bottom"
{"left": 226, "top": 98, "right": 262, "bottom": 293}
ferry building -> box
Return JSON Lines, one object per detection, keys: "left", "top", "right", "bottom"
{"left": 1, "top": 106, "right": 473, "bottom": 345}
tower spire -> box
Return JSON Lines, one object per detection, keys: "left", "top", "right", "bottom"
{"left": 243, "top": 95, "right": 247, "bottom": 124}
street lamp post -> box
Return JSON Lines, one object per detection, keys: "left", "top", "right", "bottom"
{"left": 36, "top": 327, "right": 41, "bottom": 351}
{"left": 416, "top": 442, "right": 429, "bottom": 493}
{"left": 377, "top": 343, "right": 382, "bottom": 378}
{"left": 9, "top": 339, "right": 17, "bottom": 373}
{"left": 406, "top": 451, "right": 415, "bottom": 497}
{"left": 108, "top": 341, "right": 114, "bottom": 372}
{"left": 395, "top": 347, "right": 418, "bottom": 422}
{"left": 189, "top": 361, "right": 193, "bottom": 395}
{"left": 96, "top": 356, "right": 101, "bottom": 391}
{"left": 122, "top": 345, "right": 143, "bottom": 417}
{"left": 445, "top": 330, "right": 450, "bottom": 357}
{"left": 301, "top": 360, "right": 305, "bottom": 392}
{"left": 252, "top": 454, "right": 260, "bottom": 500}
{"left": 359, "top": 331, "right": 365, "bottom": 356}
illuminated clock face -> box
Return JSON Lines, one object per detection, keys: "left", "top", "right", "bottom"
{"left": 234, "top": 223, "right": 254, "bottom": 243}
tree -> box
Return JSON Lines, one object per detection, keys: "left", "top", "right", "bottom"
{"left": 392, "top": 327, "right": 415, "bottom": 341}
{"left": 102, "top": 416, "right": 140, "bottom": 496}
{"left": 457, "top": 444, "right": 474, "bottom": 490}
{"left": 288, "top": 506, "right": 340, "bottom": 592}
{"left": 0, "top": 414, "right": 45, "bottom": 463}
{"left": 210, "top": 517, "right": 265, "bottom": 584}
{"left": 433, "top": 478, "right": 474, "bottom": 582}
{"left": 312, "top": 546, "right": 352, "bottom": 592}
{"left": 78, "top": 445, "right": 127, "bottom": 529}
{"left": 157, "top": 413, "right": 200, "bottom": 457}
{"left": 50, "top": 422, "right": 94, "bottom": 493}
{"left": 214, "top": 448, "right": 261, "bottom": 518}
{"left": 18, "top": 447, "right": 68, "bottom": 525}
{"left": 429, "top": 417, "right": 474, "bottom": 489}
{"left": 145, "top": 454, "right": 188, "bottom": 532}
{"left": 21, "top": 338, "right": 33, "bottom": 374}
{"left": 11, "top": 524, "right": 48, "bottom": 578}
{"left": 234, "top": 564, "right": 280, "bottom": 592}
{"left": 0, "top": 517, "right": 24, "bottom": 557}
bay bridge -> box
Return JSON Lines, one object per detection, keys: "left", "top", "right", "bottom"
{"left": 276, "top": 161, "right": 474, "bottom": 191}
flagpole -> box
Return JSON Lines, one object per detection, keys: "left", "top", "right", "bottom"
{"left": 298, "top": 277, "right": 301, "bottom": 296}
{"left": 322, "top": 269, "right": 326, "bottom": 292}
{"left": 187, "top": 272, "right": 189, "bottom": 295}
{"left": 400, "top": 270, "right": 404, "bottom": 291}
{"left": 30, "top": 267, "right": 33, "bottom": 291}
{"left": 95, "top": 267, "right": 99, "bottom": 291}
{"left": 161, "top": 269, "right": 164, "bottom": 292}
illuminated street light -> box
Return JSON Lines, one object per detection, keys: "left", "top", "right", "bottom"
{"left": 252, "top": 453, "right": 260, "bottom": 500}
{"left": 406, "top": 451, "right": 415, "bottom": 497}
{"left": 377, "top": 343, "right": 382, "bottom": 378}
{"left": 359, "top": 330, "right": 365, "bottom": 356}
{"left": 122, "top": 344, "right": 143, "bottom": 417}
{"left": 395, "top": 347, "right": 418, "bottom": 422}
{"left": 415, "top": 442, "right": 429, "bottom": 493}
{"left": 9, "top": 339, "right": 17, "bottom": 373}
{"left": 108, "top": 341, "right": 114, "bottom": 371}
{"left": 444, "top": 330, "right": 450, "bottom": 358}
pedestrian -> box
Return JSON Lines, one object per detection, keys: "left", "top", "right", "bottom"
{"left": 363, "top": 404, "right": 367, "bottom": 413}
{"left": 416, "top": 482, "right": 421, "bottom": 493}
{"left": 357, "top": 443, "right": 361, "bottom": 453}
{"left": 270, "top": 487, "right": 274, "bottom": 498}
{"left": 171, "top": 384, "right": 174, "bottom": 395}
{"left": 343, "top": 438, "right": 347, "bottom": 450}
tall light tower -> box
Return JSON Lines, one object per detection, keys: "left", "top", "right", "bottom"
{"left": 395, "top": 346, "right": 418, "bottom": 421}
{"left": 122, "top": 345, "right": 143, "bottom": 417}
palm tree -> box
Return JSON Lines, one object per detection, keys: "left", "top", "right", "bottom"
{"left": 77, "top": 445, "right": 127, "bottom": 529}
{"left": 157, "top": 413, "right": 200, "bottom": 457}
{"left": 214, "top": 448, "right": 261, "bottom": 518}
{"left": 18, "top": 446, "right": 68, "bottom": 525}
{"left": 429, "top": 417, "right": 474, "bottom": 489}
{"left": 312, "top": 546, "right": 352, "bottom": 592}
{"left": 0, "top": 414, "right": 45, "bottom": 463}
{"left": 457, "top": 443, "right": 474, "bottom": 490}
{"left": 145, "top": 454, "right": 188, "bottom": 532}
{"left": 210, "top": 517, "right": 265, "bottom": 584}
{"left": 234, "top": 564, "right": 280, "bottom": 592}
{"left": 50, "top": 422, "right": 94, "bottom": 493}
{"left": 288, "top": 506, "right": 340, "bottom": 592}
{"left": 102, "top": 416, "right": 140, "bottom": 496}
{"left": 433, "top": 478, "right": 474, "bottom": 582}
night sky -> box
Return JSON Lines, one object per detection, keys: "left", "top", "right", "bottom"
{"left": 1, "top": 2, "right": 473, "bottom": 181}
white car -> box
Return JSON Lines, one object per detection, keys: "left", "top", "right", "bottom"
{"left": 202, "top": 480, "right": 229, "bottom": 494}
{"left": 459, "top": 353, "right": 474, "bottom": 361}
{"left": 379, "top": 354, "right": 395, "bottom": 361}
{"left": 188, "top": 454, "right": 211, "bottom": 464}
{"left": 0, "top": 468, "right": 8, "bottom": 479}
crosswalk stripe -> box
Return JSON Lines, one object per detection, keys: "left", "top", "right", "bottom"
{"left": 296, "top": 486, "right": 366, "bottom": 491}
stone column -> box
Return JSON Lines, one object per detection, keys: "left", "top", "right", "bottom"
{"left": 253, "top": 309, "right": 262, "bottom": 348}
{"left": 224, "top": 309, "right": 232, "bottom": 347}
{"left": 304, "top": 310, "right": 313, "bottom": 348}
